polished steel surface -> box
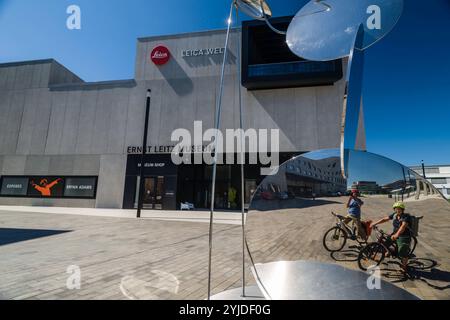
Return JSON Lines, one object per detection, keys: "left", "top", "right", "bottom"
{"left": 286, "top": 0, "right": 403, "bottom": 61}
{"left": 234, "top": 7, "right": 247, "bottom": 298}
{"left": 245, "top": 148, "right": 450, "bottom": 300}
{"left": 235, "top": 0, "right": 272, "bottom": 20}
{"left": 252, "top": 261, "right": 419, "bottom": 300}
{"left": 208, "top": 3, "right": 235, "bottom": 300}
{"left": 210, "top": 286, "right": 265, "bottom": 300}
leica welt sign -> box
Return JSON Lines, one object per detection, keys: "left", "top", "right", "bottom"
{"left": 181, "top": 47, "right": 225, "bottom": 58}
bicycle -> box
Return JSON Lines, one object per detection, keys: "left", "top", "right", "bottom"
{"left": 357, "top": 225, "right": 419, "bottom": 271}
{"left": 323, "top": 211, "right": 368, "bottom": 252}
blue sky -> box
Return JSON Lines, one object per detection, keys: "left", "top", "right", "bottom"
{"left": 1, "top": 0, "right": 449, "bottom": 167}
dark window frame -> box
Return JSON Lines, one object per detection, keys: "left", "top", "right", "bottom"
{"left": 0, "top": 175, "right": 98, "bottom": 199}
{"left": 241, "top": 16, "right": 343, "bottom": 90}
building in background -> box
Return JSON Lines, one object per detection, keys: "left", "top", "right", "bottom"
{"left": 410, "top": 164, "right": 450, "bottom": 199}
{"left": 259, "top": 155, "right": 347, "bottom": 200}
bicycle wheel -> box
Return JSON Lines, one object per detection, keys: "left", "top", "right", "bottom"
{"left": 323, "top": 226, "right": 347, "bottom": 252}
{"left": 408, "top": 258, "right": 436, "bottom": 270}
{"left": 358, "top": 243, "right": 386, "bottom": 271}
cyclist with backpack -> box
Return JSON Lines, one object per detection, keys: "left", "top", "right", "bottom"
{"left": 370, "top": 202, "right": 412, "bottom": 273}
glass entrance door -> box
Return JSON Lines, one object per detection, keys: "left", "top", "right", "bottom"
{"left": 143, "top": 176, "right": 165, "bottom": 209}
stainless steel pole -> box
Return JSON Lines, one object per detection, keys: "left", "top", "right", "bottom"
{"left": 137, "top": 89, "right": 151, "bottom": 218}
{"left": 421, "top": 160, "right": 426, "bottom": 179}
{"left": 207, "top": 2, "right": 235, "bottom": 300}
{"left": 235, "top": 7, "right": 246, "bottom": 298}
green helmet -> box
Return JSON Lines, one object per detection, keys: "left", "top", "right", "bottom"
{"left": 393, "top": 201, "right": 406, "bottom": 210}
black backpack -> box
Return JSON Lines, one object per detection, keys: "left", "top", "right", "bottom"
{"left": 407, "top": 214, "right": 423, "bottom": 237}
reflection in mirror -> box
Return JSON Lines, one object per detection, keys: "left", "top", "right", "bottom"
{"left": 286, "top": 0, "right": 404, "bottom": 61}
{"left": 340, "top": 24, "right": 365, "bottom": 177}
{"left": 246, "top": 149, "right": 450, "bottom": 300}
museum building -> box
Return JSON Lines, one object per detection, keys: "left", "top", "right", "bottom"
{"left": 0, "top": 17, "right": 365, "bottom": 210}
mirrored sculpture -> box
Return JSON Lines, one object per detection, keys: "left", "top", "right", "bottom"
{"left": 286, "top": 0, "right": 403, "bottom": 177}
{"left": 209, "top": 0, "right": 446, "bottom": 301}
{"left": 235, "top": 0, "right": 272, "bottom": 20}
{"left": 286, "top": 0, "right": 404, "bottom": 61}
{"left": 207, "top": 0, "right": 285, "bottom": 300}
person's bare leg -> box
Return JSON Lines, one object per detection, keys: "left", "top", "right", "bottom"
{"left": 343, "top": 216, "right": 352, "bottom": 225}
{"left": 401, "top": 258, "right": 408, "bottom": 273}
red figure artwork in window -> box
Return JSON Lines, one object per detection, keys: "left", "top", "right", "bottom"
{"left": 30, "top": 178, "right": 62, "bottom": 197}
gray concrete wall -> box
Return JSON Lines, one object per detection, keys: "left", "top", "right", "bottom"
{"left": 0, "top": 81, "right": 146, "bottom": 157}
{"left": 1, "top": 30, "right": 349, "bottom": 157}
{"left": 135, "top": 29, "right": 347, "bottom": 152}
{"left": 0, "top": 63, "right": 141, "bottom": 208}
{"left": 0, "top": 60, "right": 82, "bottom": 91}
{"left": 95, "top": 155, "right": 127, "bottom": 208}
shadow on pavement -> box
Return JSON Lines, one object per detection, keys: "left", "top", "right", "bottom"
{"left": 408, "top": 267, "right": 450, "bottom": 291}
{"left": 378, "top": 258, "right": 449, "bottom": 292}
{"left": 330, "top": 248, "right": 360, "bottom": 262}
{"left": 0, "top": 228, "right": 71, "bottom": 246}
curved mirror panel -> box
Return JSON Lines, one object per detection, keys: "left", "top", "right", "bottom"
{"left": 287, "top": 0, "right": 403, "bottom": 61}
{"left": 246, "top": 149, "right": 450, "bottom": 300}
{"left": 236, "top": 0, "right": 272, "bottom": 20}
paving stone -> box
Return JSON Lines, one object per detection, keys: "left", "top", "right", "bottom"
{"left": 0, "top": 198, "right": 448, "bottom": 300}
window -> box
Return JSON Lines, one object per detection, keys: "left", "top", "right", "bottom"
{"left": 28, "top": 177, "right": 64, "bottom": 197}
{"left": 242, "top": 16, "right": 343, "bottom": 90}
{"left": 0, "top": 177, "right": 28, "bottom": 196}
{"left": 64, "top": 177, "right": 97, "bottom": 198}
{"left": 425, "top": 168, "right": 440, "bottom": 174}
{"left": 430, "top": 178, "right": 447, "bottom": 184}
{"left": 0, "top": 176, "right": 97, "bottom": 199}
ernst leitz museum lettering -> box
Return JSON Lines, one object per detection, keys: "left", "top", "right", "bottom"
{"left": 0, "top": 17, "right": 366, "bottom": 210}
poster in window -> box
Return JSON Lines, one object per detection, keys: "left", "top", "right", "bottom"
{"left": 28, "top": 177, "right": 64, "bottom": 197}
{"left": 0, "top": 177, "right": 29, "bottom": 196}
{"left": 64, "top": 177, "right": 97, "bottom": 198}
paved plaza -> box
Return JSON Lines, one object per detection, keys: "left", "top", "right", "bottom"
{"left": 0, "top": 196, "right": 449, "bottom": 300}
{"left": 0, "top": 208, "right": 252, "bottom": 300}
{"left": 246, "top": 196, "right": 450, "bottom": 300}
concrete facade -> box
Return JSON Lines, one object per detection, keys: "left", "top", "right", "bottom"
{"left": 0, "top": 28, "right": 365, "bottom": 209}
{"left": 411, "top": 165, "right": 450, "bottom": 199}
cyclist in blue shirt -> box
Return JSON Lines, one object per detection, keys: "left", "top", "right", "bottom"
{"left": 344, "top": 190, "right": 366, "bottom": 240}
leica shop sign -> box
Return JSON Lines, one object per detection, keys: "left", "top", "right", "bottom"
{"left": 151, "top": 45, "right": 170, "bottom": 65}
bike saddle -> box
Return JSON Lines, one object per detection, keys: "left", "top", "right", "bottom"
{"left": 331, "top": 212, "right": 345, "bottom": 220}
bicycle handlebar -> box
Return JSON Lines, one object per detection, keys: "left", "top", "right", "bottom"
{"left": 331, "top": 211, "right": 345, "bottom": 220}
{"left": 372, "top": 225, "right": 387, "bottom": 236}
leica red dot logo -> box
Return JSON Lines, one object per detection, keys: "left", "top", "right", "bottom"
{"left": 151, "top": 45, "right": 170, "bottom": 65}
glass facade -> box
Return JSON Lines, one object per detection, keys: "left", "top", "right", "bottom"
{"left": 248, "top": 60, "right": 340, "bottom": 77}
